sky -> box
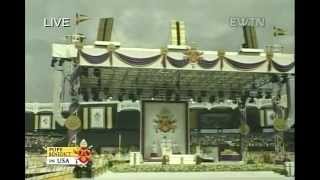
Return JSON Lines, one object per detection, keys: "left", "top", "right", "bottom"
{"left": 25, "top": 0, "right": 294, "bottom": 102}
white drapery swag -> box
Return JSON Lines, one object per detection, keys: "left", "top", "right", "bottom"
{"left": 287, "top": 77, "right": 295, "bottom": 128}
{"left": 118, "top": 100, "right": 141, "bottom": 112}
{"left": 71, "top": 45, "right": 295, "bottom": 74}
{"left": 26, "top": 99, "right": 276, "bottom": 113}
{"left": 51, "top": 44, "right": 79, "bottom": 126}
{"left": 188, "top": 99, "right": 273, "bottom": 110}
{"left": 52, "top": 70, "right": 64, "bottom": 126}
{"left": 52, "top": 44, "right": 77, "bottom": 58}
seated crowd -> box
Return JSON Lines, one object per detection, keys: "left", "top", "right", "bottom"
{"left": 25, "top": 132, "right": 66, "bottom": 153}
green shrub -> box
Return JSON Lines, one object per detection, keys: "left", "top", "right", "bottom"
{"left": 162, "top": 155, "right": 169, "bottom": 165}
{"left": 108, "top": 160, "right": 128, "bottom": 168}
{"left": 262, "top": 153, "right": 273, "bottom": 164}
{"left": 109, "top": 163, "right": 285, "bottom": 173}
{"left": 246, "top": 159, "right": 255, "bottom": 164}
{"left": 196, "top": 156, "right": 202, "bottom": 165}
{"left": 273, "top": 168, "right": 288, "bottom": 176}
{"left": 107, "top": 161, "right": 113, "bottom": 168}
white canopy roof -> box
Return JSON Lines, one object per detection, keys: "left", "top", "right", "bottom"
{"left": 52, "top": 44, "right": 294, "bottom": 74}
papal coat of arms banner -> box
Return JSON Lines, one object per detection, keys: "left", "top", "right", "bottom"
{"left": 39, "top": 115, "right": 52, "bottom": 129}
{"left": 90, "top": 107, "right": 105, "bottom": 128}
{"left": 143, "top": 102, "right": 188, "bottom": 159}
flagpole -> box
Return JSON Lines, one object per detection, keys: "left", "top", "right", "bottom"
{"left": 75, "top": 22, "right": 78, "bottom": 35}
{"left": 75, "top": 132, "right": 77, "bottom": 146}
{"left": 74, "top": 13, "right": 90, "bottom": 37}
{"left": 119, "top": 133, "right": 121, "bottom": 153}
{"left": 272, "top": 27, "right": 274, "bottom": 49}
{"left": 272, "top": 26, "right": 276, "bottom": 52}
{"left": 74, "top": 13, "right": 78, "bottom": 35}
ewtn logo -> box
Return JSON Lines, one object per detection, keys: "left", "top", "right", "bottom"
{"left": 229, "top": 17, "right": 266, "bottom": 28}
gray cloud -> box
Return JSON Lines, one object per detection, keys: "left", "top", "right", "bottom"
{"left": 26, "top": 0, "right": 294, "bottom": 102}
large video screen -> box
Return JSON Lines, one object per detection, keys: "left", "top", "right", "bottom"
{"left": 199, "top": 112, "right": 240, "bottom": 129}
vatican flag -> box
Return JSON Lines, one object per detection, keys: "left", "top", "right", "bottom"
{"left": 76, "top": 13, "right": 89, "bottom": 25}
{"left": 273, "top": 26, "right": 287, "bottom": 37}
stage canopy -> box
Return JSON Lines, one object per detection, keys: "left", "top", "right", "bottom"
{"left": 52, "top": 44, "right": 294, "bottom": 74}
{"left": 52, "top": 44, "right": 294, "bottom": 101}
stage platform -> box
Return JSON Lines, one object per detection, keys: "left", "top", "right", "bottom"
{"left": 94, "top": 171, "right": 292, "bottom": 180}
{"left": 141, "top": 161, "right": 245, "bottom": 165}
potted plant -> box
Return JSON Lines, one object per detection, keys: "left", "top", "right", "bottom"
{"left": 273, "top": 117, "right": 289, "bottom": 162}
{"left": 239, "top": 123, "right": 250, "bottom": 161}
{"left": 162, "top": 155, "right": 169, "bottom": 165}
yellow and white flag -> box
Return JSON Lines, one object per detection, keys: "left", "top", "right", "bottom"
{"left": 76, "top": 13, "right": 89, "bottom": 25}
{"left": 273, "top": 26, "right": 287, "bottom": 37}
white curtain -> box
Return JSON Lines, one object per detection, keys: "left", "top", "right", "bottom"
{"left": 287, "top": 76, "right": 295, "bottom": 127}
{"left": 52, "top": 70, "right": 64, "bottom": 126}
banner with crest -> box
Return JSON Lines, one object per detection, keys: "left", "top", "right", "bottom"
{"left": 142, "top": 101, "right": 188, "bottom": 159}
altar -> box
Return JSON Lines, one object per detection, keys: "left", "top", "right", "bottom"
{"left": 149, "top": 135, "right": 181, "bottom": 159}
{"left": 168, "top": 154, "right": 195, "bottom": 165}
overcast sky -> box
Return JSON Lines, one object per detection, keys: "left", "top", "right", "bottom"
{"left": 25, "top": 0, "right": 294, "bottom": 102}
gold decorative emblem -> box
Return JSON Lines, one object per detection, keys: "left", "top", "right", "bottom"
{"left": 65, "top": 115, "right": 81, "bottom": 130}
{"left": 107, "top": 44, "right": 118, "bottom": 52}
{"left": 183, "top": 47, "right": 203, "bottom": 64}
{"left": 239, "top": 123, "right": 250, "bottom": 135}
{"left": 154, "top": 108, "right": 177, "bottom": 133}
{"left": 217, "top": 49, "right": 225, "bottom": 59}
{"left": 160, "top": 47, "right": 168, "bottom": 55}
{"left": 266, "top": 51, "right": 273, "bottom": 60}
{"left": 273, "top": 118, "right": 288, "bottom": 132}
